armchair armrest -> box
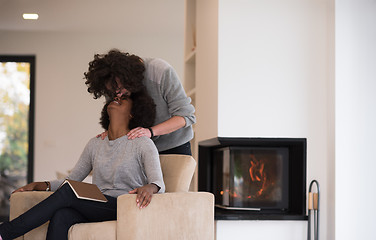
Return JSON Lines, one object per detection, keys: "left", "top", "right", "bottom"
{"left": 10, "top": 192, "right": 53, "bottom": 220}
{"left": 10, "top": 191, "right": 53, "bottom": 240}
{"left": 117, "top": 192, "right": 214, "bottom": 240}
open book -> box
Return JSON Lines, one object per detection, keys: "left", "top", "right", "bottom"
{"left": 59, "top": 179, "right": 108, "bottom": 203}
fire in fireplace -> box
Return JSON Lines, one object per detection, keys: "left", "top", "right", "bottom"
{"left": 214, "top": 147, "right": 289, "bottom": 210}
{"left": 198, "top": 137, "right": 307, "bottom": 220}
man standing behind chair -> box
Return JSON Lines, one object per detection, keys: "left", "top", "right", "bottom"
{"left": 84, "top": 49, "right": 196, "bottom": 155}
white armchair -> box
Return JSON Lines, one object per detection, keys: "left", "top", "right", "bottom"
{"left": 10, "top": 154, "right": 215, "bottom": 240}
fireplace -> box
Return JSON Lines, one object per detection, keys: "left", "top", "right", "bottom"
{"left": 198, "top": 137, "right": 307, "bottom": 220}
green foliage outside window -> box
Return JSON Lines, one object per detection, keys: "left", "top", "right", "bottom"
{"left": 0, "top": 103, "right": 28, "bottom": 176}
{"left": 0, "top": 62, "right": 29, "bottom": 177}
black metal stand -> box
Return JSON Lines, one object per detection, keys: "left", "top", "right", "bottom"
{"left": 307, "top": 180, "right": 320, "bottom": 240}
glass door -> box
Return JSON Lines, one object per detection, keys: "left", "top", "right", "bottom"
{"left": 0, "top": 55, "right": 35, "bottom": 221}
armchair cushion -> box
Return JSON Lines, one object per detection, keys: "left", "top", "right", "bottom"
{"left": 68, "top": 221, "right": 116, "bottom": 240}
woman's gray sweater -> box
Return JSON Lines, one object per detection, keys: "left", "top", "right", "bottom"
{"left": 50, "top": 136, "right": 165, "bottom": 198}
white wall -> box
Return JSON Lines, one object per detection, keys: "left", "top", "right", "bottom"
{"left": 215, "top": 0, "right": 334, "bottom": 239}
{"left": 335, "top": 0, "right": 376, "bottom": 239}
{"left": 0, "top": 27, "right": 184, "bottom": 181}
{"left": 216, "top": 221, "right": 306, "bottom": 240}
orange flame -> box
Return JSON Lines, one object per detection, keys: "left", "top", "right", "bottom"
{"left": 221, "top": 154, "right": 271, "bottom": 200}
{"left": 249, "top": 154, "right": 268, "bottom": 197}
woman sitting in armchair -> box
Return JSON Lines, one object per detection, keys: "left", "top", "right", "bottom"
{"left": 0, "top": 87, "right": 165, "bottom": 240}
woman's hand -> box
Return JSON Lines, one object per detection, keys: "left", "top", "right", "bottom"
{"left": 96, "top": 131, "right": 108, "bottom": 140}
{"left": 127, "top": 127, "right": 152, "bottom": 140}
{"left": 12, "top": 182, "right": 48, "bottom": 194}
{"left": 128, "top": 184, "right": 159, "bottom": 209}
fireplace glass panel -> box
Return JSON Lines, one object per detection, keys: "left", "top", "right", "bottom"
{"left": 214, "top": 147, "right": 289, "bottom": 210}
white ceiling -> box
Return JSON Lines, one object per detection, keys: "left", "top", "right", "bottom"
{"left": 0, "top": 0, "right": 184, "bottom": 34}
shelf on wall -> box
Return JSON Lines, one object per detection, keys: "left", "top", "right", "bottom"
{"left": 185, "top": 50, "right": 196, "bottom": 64}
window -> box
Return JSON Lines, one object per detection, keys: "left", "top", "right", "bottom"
{"left": 0, "top": 55, "right": 35, "bottom": 221}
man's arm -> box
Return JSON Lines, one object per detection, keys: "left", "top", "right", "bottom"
{"left": 127, "top": 116, "right": 185, "bottom": 139}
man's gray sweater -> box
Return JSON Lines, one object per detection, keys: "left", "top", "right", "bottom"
{"left": 142, "top": 58, "right": 196, "bottom": 151}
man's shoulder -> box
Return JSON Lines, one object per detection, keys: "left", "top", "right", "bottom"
{"left": 143, "top": 57, "right": 171, "bottom": 70}
{"left": 143, "top": 58, "right": 174, "bottom": 81}
{"left": 143, "top": 58, "right": 178, "bottom": 87}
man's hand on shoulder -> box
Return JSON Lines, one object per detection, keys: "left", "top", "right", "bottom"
{"left": 96, "top": 131, "right": 108, "bottom": 140}
{"left": 127, "top": 127, "right": 152, "bottom": 140}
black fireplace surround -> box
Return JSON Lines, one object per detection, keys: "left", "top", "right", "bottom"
{"left": 198, "top": 137, "right": 307, "bottom": 220}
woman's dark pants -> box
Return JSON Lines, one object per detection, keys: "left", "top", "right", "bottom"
{"left": 0, "top": 184, "right": 117, "bottom": 240}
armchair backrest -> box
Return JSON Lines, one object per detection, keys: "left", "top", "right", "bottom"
{"left": 159, "top": 154, "right": 196, "bottom": 192}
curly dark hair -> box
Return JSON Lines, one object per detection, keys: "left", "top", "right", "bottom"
{"left": 100, "top": 88, "right": 156, "bottom": 130}
{"left": 84, "top": 49, "right": 145, "bottom": 99}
